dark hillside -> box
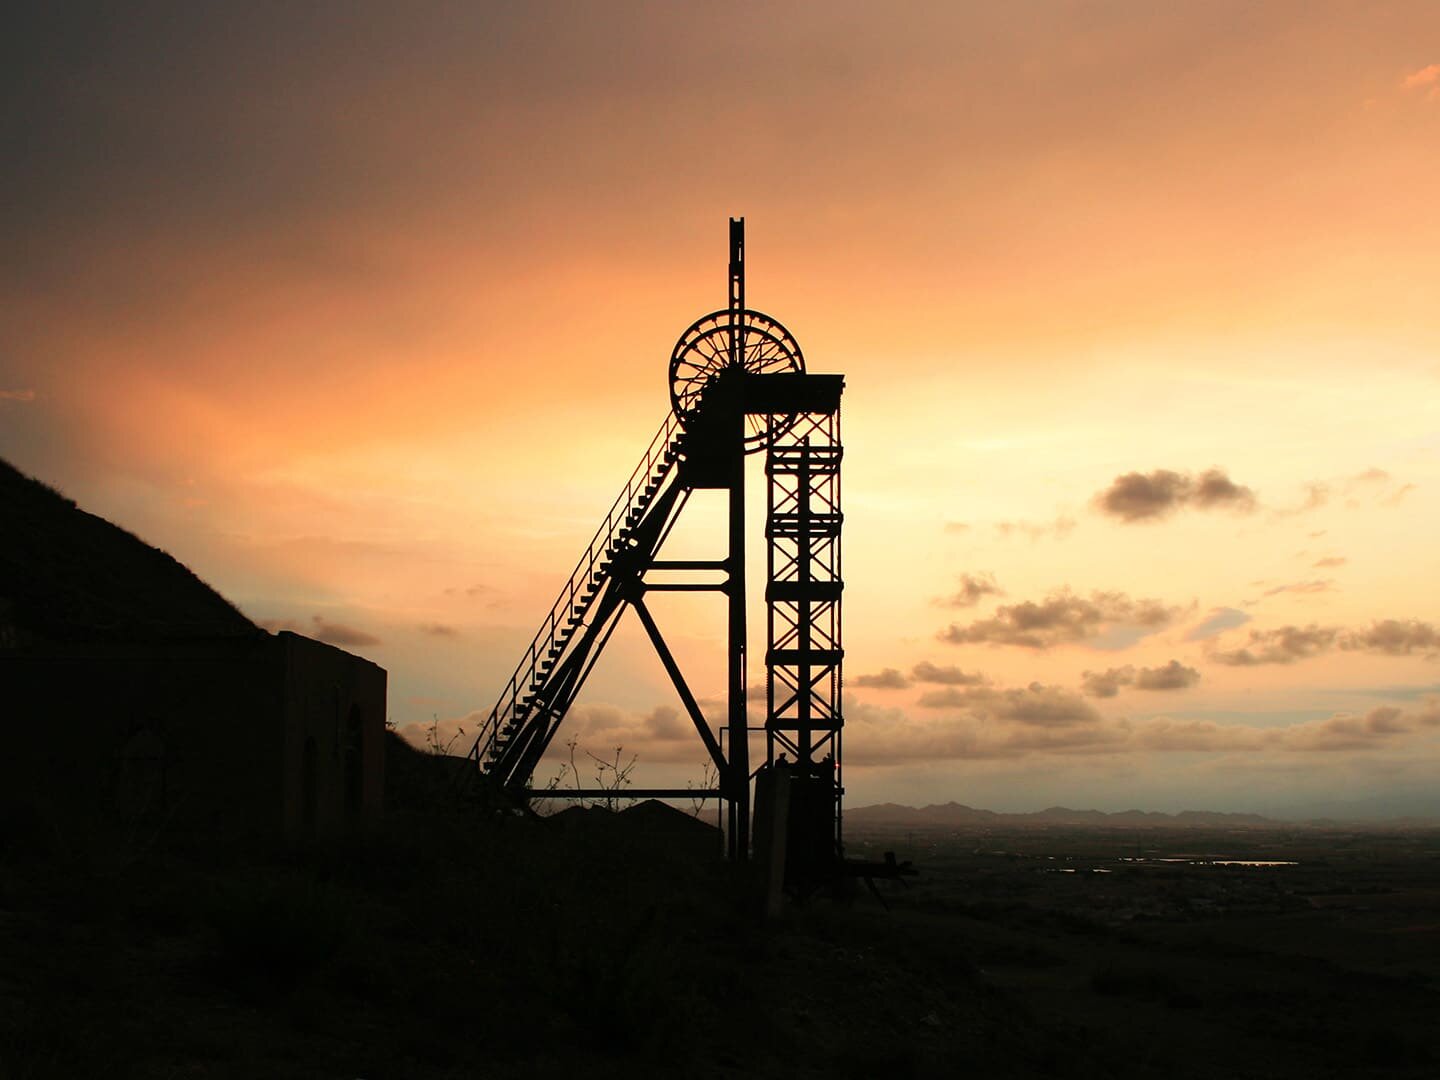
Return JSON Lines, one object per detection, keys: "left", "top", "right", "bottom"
{"left": 0, "top": 457, "right": 258, "bottom": 644}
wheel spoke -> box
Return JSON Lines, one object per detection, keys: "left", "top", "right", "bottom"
{"left": 672, "top": 311, "right": 803, "bottom": 441}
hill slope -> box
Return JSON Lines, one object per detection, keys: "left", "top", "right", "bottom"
{"left": 0, "top": 458, "right": 258, "bottom": 644}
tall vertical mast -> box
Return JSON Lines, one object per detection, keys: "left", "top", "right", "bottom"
{"left": 726, "top": 216, "right": 749, "bottom": 858}
{"left": 728, "top": 217, "right": 745, "bottom": 364}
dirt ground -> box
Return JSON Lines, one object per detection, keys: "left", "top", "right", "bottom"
{"left": 2, "top": 803, "right": 1437, "bottom": 1079}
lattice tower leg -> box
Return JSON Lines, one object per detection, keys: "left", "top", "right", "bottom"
{"left": 764, "top": 410, "right": 843, "bottom": 851}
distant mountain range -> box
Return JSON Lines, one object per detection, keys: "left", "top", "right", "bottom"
{"left": 845, "top": 801, "right": 1440, "bottom": 829}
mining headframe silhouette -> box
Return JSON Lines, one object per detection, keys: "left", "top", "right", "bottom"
{"left": 465, "top": 219, "right": 850, "bottom": 878}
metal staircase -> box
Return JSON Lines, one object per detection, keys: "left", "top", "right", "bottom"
{"left": 466, "top": 410, "right": 685, "bottom": 782}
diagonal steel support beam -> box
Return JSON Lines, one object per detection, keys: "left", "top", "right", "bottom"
{"left": 630, "top": 592, "right": 728, "bottom": 778}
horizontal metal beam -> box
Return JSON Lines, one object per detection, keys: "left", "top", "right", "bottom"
{"left": 644, "top": 582, "right": 729, "bottom": 592}
{"left": 648, "top": 559, "right": 729, "bottom": 571}
{"left": 525, "top": 788, "right": 724, "bottom": 799}
{"left": 766, "top": 580, "right": 844, "bottom": 602}
{"left": 768, "top": 648, "right": 844, "bottom": 665}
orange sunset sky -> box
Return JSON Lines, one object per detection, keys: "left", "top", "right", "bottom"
{"left": 3, "top": 3, "right": 1438, "bottom": 816}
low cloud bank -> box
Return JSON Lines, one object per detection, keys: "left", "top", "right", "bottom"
{"left": 1211, "top": 620, "right": 1440, "bottom": 665}
{"left": 846, "top": 695, "right": 1440, "bottom": 766}
{"left": 940, "top": 588, "right": 1186, "bottom": 649}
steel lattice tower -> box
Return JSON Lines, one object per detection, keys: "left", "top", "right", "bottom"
{"left": 464, "top": 219, "right": 844, "bottom": 866}
{"left": 765, "top": 410, "right": 844, "bottom": 846}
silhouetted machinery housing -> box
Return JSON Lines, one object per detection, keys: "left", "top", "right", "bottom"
{"left": 466, "top": 220, "right": 845, "bottom": 879}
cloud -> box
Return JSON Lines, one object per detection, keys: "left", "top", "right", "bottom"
{"left": 444, "top": 583, "right": 496, "bottom": 600}
{"left": 915, "top": 686, "right": 981, "bottom": 709}
{"left": 1323, "top": 682, "right": 1440, "bottom": 703}
{"left": 1209, "top": 624, "right": 1338, "bottom": 666}
{"left": 1185, "top": 607, "right": 1251, "bottom": 641}
{"left": 943, "top": 521, "right": 971, "bottom": 534}
{"left": 939, "top": 571, "right": 1002, "bottom": 608}
{"left": 1280, "top": 702, "right": 1440, "bottom": 752}
{"left": 1133, "top": 660, "right": 1201, "bottom": 691}
{"left": 850, "top": 684, "right": 1114, "bottom": 763}
{"left": 1081, "top": 667, "right": 1132, "bottom": 698}
{"left": 1094, "top": 469, "right": 1189, "bottom": 521}
{"left": 396, "top": 711, "right": 481, "bottom": 755}
{"left": 1346, "top": 467, "right": 1391, "bottom": 490}
{"left": 420, "top": 622, "right": 460, "bottom": 637}
{"left": 1340, "top": 620, "right": 1440, "bottom": 658}
{"left": 424, "top": 693, "right": 1440, "bottom": 770}
{"left": 911, "top": 661, "right": 988, "bottom": 686}
{"left": 847, "top": 714, "right": 1122, "bottom": 765}
{"left": 1253, "top": 579, "right": 1335, "bottom": 601}
{"left": 311, "top": 616, "right": 382, "bottom": 647}
{"left": 852, "top": 667, "right": 911, "bottom": 689}
{"left": 940, "top": 588, "right": 1185, "bottom": 649}
{"left": 0, "top": 388, "right": 36, "bottom": 402}
{"left": 844, "top": 694, "right": 1440, "bottom": 766}
{"left": 540, "top": 702, "right": 709, "bottom": 764}
{"left": 1191, "top": 468, "right": 1257, "bottom": 512}
{"left": 1332, "top": 468, "right": 1416, "bottom": 508}
{"left": 1382, "top": 483, "right": 1416, "bottom": 507}
{"left": 1092, "top": 468, "right": 1256, "bottom": 522}
{"left": 1402, "top": 63, "right": 1440, "bottom": 89}
{"left": 1209, "top": 619, "right": 1440, "bottom": 665}
{"left": 1312, "top": 556, "right": 1346, "bottom": 568}
{"left": 931, "top": 682, "right": 1101, "bottom": 727}
{"left": 1275, "top": 470, "right": 1412, "bottom": 518}
{"left": 1134, "top": 700, "right": 1440, "bottom": 755}
{"left": 1129, "top": 717, "right": 1267, "bottom": 753}
{"left": 1273, "top": 482, "right": 1332, "bottom": 518}
{"left": 994, "top": 516, "right": 1076, "bottom": 541}
{"left": 258, "top": 614, "right": 382, "bottom": 647}
{"left": 1082, "top": 660, "right": 1199, "bottom": 697}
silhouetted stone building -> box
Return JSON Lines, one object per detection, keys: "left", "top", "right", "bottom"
{"left": 0, "top": 459, "right": 386, "bottom": 844}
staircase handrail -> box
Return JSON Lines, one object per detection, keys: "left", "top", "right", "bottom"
{"left": 468, "top": 410, "right": 683, "bottom": 767}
